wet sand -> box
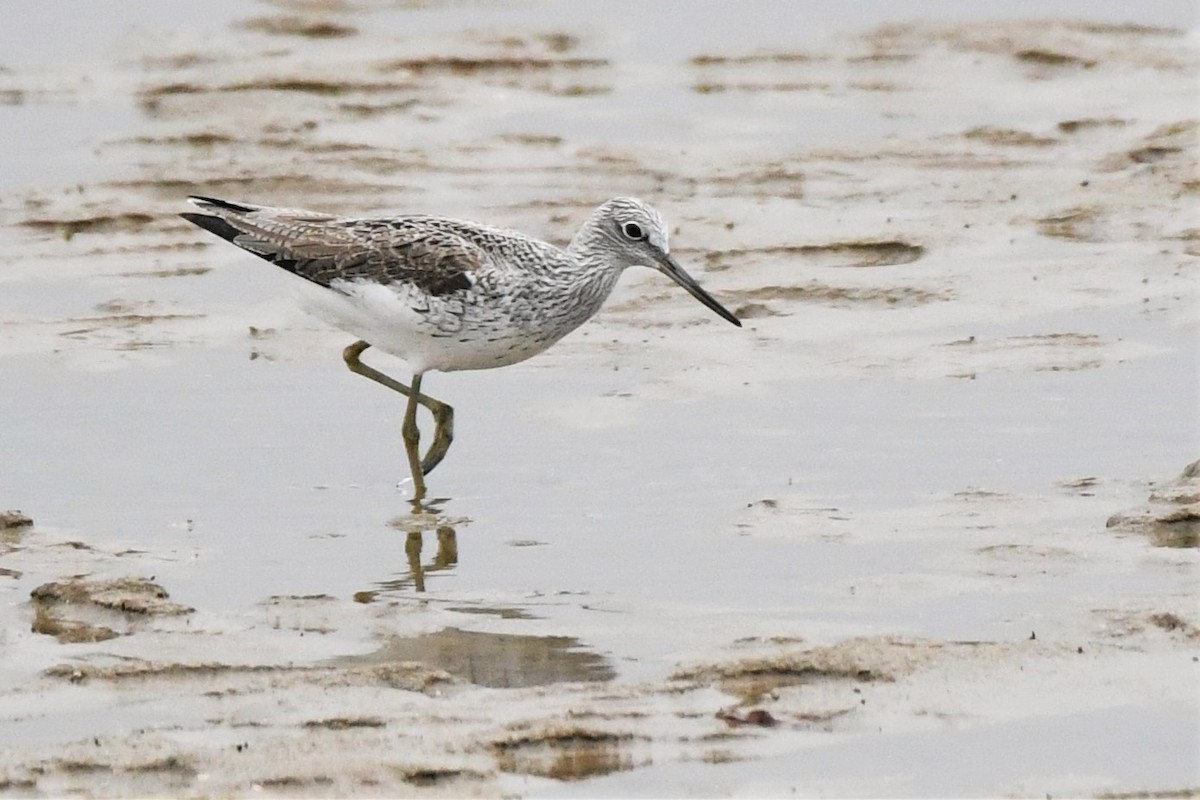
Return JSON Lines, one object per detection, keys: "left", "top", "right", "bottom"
{"left": 1, "top": 2, "right": 1197, "bottom": 796}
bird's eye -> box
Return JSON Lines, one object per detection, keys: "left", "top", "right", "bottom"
{"left": 621, "top": 221, "right": 645, "bottom": 240}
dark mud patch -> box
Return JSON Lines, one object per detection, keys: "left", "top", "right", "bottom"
{"left": 337, "top": 627, "right": 614, "bottom": 689}
{"left": 964, "top": 126, "right": 1058, "bottom": 147}
{"left": 1095, "top": 789, "right": 1200, "bottom": 800}
{"left": 538, "top": 83, "right": 612, "bottom": 97}
{"left": 304, "top": 716, "right": 386, "bottom": 730}
{"left": 1003, "top": 331, "right": 1104, "bottom": 369}
{"left": 358, "top": 662, "right": 458, "bottom": 694}
{"left": 977, "top": 543, "right": 1079, "bottom": 562}
{"left": 128, "top": 135, "right": 391, "bottom": 154}
{"left": 0, "top": 778, "right": 37, "bottom": 791}
{"left": 1059, "top": 476, "right": 1100, "bottom": 493}
{"left": 48, "top": 753, "right": 196, "bottom": 786}
{"left": 447, "top": 605, "right": 538, "bottom": 620}
{"left": 1147, "top": 613, "right": 1200, "bottom": 638}
{"left": 676, "top": 658, "right": 881, "bottom": 704}
{"left": 492, "top": 727, "right": 644, "bottom": 781}
{"left": 31, "top": 578, "right": 190, "bottom": 618}
{"left": 692, "top": 81, "right": 831, "bottom": 94}
{"left": 379, "top": 56, "right": 608, "bottom": 75}
{"left": 58, "top": 309, "right": 206, "bottom": 338}
{"left": 691, "top": 52, "right": 818, "bottom": 66}
{"left": 849, "top": 80, "right": 908, "bottom": 92}
{"left": 57, "top": 759, "right": 112, "bottom": 774}
{"left": 703, "top": 241, "right": 924, "bottom": 270}
{"left": 390, "top": 765, "right": 490, "bottom": 787}
{"left": 726, "top": 283, "right": 947, "bottom": 311}
{"left": 1146, "top": 508, "right": 1200, "bottom": 549}
{"left": 129, "top": 133, "right": 235, "bottom": 147}
{"left": 238, "top": 15, "right": 358, "bottom": 39}
{"left": 30, "top": 577, "right": 191, "bottom": 643}
{"left": 20, "top": 212, "right": 156, "bottom": 240}
{"left": 883, "top": 20, "right": 1193, "bottom": 74}
{"left": 498, "top": 132, "right": 564, "bottom": 147}
{"left": 31, "top": 610, "right": 119, "bottom": 644}
{"left": 955, "top": 488, "right": 1014, "bottom": 500}
{"left": 45, "top": 657, "right": 457, "bottom": 696}
{"left": 673, "top": 637, "right": 938, "bottom": 703}
{"left": 222, "top": 79, "right": 412, "bottom": 96}
{"left": 139, "top": 52, "right": 614, "bottom": 104}
{"left": 1010, "top": 332, "right": 1103, "bottom": 347}
{"left": 846, "top": 52, "right": 918, "bottom": 64}
{"left": 1058, "top": 117, "right": 1129, "bottom": 134}
{"left": 1106, "top": 460, "right": 1200, "bottom": 548}
{"left": 260, "top": 775, "right": 334, "bottom": 789}
{"left": 716, "top": 707, "right": 780, "bottom": 727}
{"left": 138, "top": 81, "right": 206, "bottom": 98}
{"left": 793, "top": 706, "right": 858, "bottom": 729}
{"left": 0, "top": 510, "right": 33, "bottom": 530}
{"left": 117, "top": 266, "right": 212, "bottom": 279}
{"left": 124, "top": 754, "right": 197, "bottom": 776}
{"left": 45, "top": 661, "right": 303, "bottom": 683}
{"left": 1035, "top": 206, "right": 1104, "bottom": 241}
{"left": 494, "top": 727, "right": 638, "bottom": 749}
{"left": 731, "top": 301, "right": 778, "bottom": 319}
{"left": 141, "top": 52, "right": 220, "bottom": 71}
{"left": 1075, "top": 22, "right": 1186, "bottom": 37}
{"left": 487, "top": 32, "right": 580, "bottom": 53}
{"left": 703, "top": 164, "right": 806, "bottom": 198}
{"left": 1015, "top": 49, "right": 1097, "bottom": 69}
{"left": 139, "top": 79, "right": 417, "bottom": 104}
{"left": 88, "top": 241, "right": 209, "bottom": 257}
{"left": 339, "top": 99, "right": 419, "bottom": 117}
{"left": 1099, "top": 120, "right": 1198, "bottom": 173}
{"left": 1127, "top": 146, "right": 1185, "bottom": 164}
{"left": 112, "top": 174, "right": 395, "bottom": 202}
{"left": 715, "top": 704, "right": 854, "bottom": 732}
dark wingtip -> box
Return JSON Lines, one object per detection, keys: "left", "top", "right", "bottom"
{"left": 180, "top": 211, "right": 243, "bottom": 243}
{"left": 187, "top": 195, "right": 257, "bottom": 213}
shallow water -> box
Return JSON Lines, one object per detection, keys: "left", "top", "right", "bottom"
{"left": 4, "top": 311, "right": 1193, "bottom": 649}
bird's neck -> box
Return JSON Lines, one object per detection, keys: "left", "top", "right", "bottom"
{"left": 565, "top": 217, "right": 605, "bottom": 263}
{"left": 563, "top": 225, "right": 625, "bottom": 323}
{"left": 565, "top": 216, "right": 625, "bottom": 276}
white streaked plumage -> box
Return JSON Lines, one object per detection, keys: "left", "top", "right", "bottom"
{"left": 182, "top": 195, "right": 740, "bottom": 373}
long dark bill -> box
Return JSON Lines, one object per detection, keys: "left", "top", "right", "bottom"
{"left": 654, "top": 253, "right": 742, "bottom": 327}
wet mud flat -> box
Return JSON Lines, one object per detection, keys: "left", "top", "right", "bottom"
{"left": 1, "top": 3, "right": 1198, "bottom": 797}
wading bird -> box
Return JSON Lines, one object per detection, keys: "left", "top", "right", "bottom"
{"left": 182, "top": 196, "right": 740, "bottom": 499}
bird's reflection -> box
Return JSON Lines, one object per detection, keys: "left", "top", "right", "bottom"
{"left": 356, "top": 498, "right": 465, "bottom": 598}
{"left": 403, "top": 524, "right": 457, "bottom": 592}
{"left": 341, "top": 498, "right": 620, "bottom": 690}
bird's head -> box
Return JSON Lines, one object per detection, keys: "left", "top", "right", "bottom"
{"left": 579, "top": 197, "right": 741, "bottom": 327}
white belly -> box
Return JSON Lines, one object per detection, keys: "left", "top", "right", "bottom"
{"left": 288, "top": 277, "right": 573, "bottom": 374}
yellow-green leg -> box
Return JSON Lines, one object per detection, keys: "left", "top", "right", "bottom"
{"left": 341, "top": 341, "right": 455, "bottom": 494}
{"left": 402, "top": 373, "right": 426, "bottom": 499}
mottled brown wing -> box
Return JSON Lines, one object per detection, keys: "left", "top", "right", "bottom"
{"left": 182, "top": 199, "right": 482, "bottom": 296}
